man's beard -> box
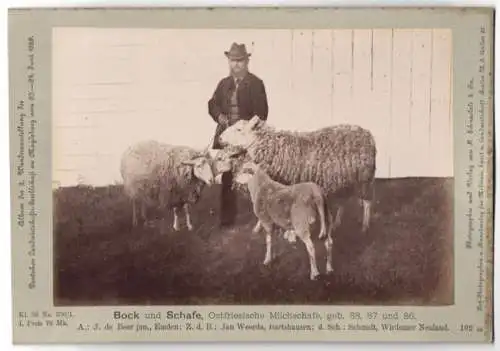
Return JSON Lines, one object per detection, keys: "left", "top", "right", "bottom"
{"left": 230, "top": 67, "right": 247, "bottom": 77}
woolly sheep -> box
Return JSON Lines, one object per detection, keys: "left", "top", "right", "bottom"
{"left": 120, "top": 140, "right": 232, "bottom": 232}
{"left": 234, "top": 161, "right": 334, "bottom": 281}
{"left": 218, "top": 116, "right": 377, "bottom": 233}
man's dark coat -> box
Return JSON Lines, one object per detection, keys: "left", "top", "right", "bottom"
{"left": 208, "top": 72, "right": 268, "bottom": 149}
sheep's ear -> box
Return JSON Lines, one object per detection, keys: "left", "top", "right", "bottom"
{"left": 248, "top": 116, "right": 261, "bottom": 130}
{"left": 206, "top": 148, "right": 219, "bottom": 159}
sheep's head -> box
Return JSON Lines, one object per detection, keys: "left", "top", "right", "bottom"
{"left": 219, "top": 116, "right": 265, "bottom": 149}
{"left": 181, "top": 155, "right": 214, "bottom": 186}
{"left": 234, "top": 161, "right": 259, "bottom": 185}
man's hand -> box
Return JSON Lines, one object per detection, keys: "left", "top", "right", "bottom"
{"left": 218, "top": 114, "right": 229, "bottom": 126}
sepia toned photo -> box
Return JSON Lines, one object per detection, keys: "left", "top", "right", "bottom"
{"left": 52, "top": 27, "right": 454, "bottom": 306}
{"left": 9, "top": 7, "right": 493, "bottom": 343}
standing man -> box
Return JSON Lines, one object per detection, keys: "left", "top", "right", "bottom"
{"left": 208, "top": 42, "right": 269, "bottom": 228}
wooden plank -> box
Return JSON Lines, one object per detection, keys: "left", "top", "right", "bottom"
{"left": 351, "top": 29, "right": 372, "bottom": 127}
{"left": 55, "top": 155, "right": 99, "bottom": 174}
{"left": 310, "top": 29, "right": 333, "bottom": 130}
{"left": 265, "top": 30, "right": 293, "bottom": 130}
{"left": 53, "top": 28, "right": 456, "bottom": 185}
{"left": 62, "top": 95, "right": 130, "bottom": 115}
{"left": 52, "top": 171, "right": 81, "bottom": 187}
{"left": 66, "top": 38, "right": 142, "bottom": 85}
{"left": 66, "top": 82, "right": 136, "bottom": 101}
{"left": 250, "top": 30, "right": 276, "bottom": 125}
{"left": 289, "top": 29, "right": 313, "bottom": 131}
{"left": 100, "top": 153, "right": 124, "bottom": 186}
{"left": 53, "top": 127, "right": 98, "bottom": 163}
{"left": 54, "top": 113, "right": 96, "bottom": 128}
{"left": 331, "top": 30, "right": 354, "bottom": 124}
{"left": 389, "top": 29, "right": 413, "bottom": 178}
{"left": 409, "top": 29, "right": 433, "bottom": 177}
{"left": 371, "top": 29, "right": 393, "bottom": 179}
{"left": 430, "top": 29, "right": 453, "bottom": 177}
{"left": 244, "top": 30, "right": 266, "bottom": 79}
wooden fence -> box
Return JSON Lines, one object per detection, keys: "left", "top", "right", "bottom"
{"left": 52, "top": 28, "right": 453, "bottom": 186}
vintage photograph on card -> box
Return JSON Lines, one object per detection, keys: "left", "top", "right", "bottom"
{"left": 9, "top": 7, "right": 493, "bottom": 343}
{"left": 52, "top": 27, "right": 455, "bottom": 307}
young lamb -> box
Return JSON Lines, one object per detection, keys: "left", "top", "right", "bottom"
{"left": 235, "top": 161, "right": 335, "bottom": 281}
{"left": 219, "top": 116, "right": 377, "bottom": 233}
{"left": 120, "top": 140, "right": 230, "bottom": 232}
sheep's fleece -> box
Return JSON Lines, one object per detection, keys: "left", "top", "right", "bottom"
{"left": 220, "top": 118, "right": 377, "bottom": 201}
{"left": 120, "top": 140, "right": 208, "bottom": 209}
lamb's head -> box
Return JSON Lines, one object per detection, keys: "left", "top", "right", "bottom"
{"left": 207, "top": 147, "right": 248, "bottom": 184}
{"left": 234, "top": 161, "right": 259, "bottom": 185}
{"left": 181, "top": 155, "right": 215, "bottom": 186}
{"left": 219, "top": 116, "right": 265, "bottom": 149}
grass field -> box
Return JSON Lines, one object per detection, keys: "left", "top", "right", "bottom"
{"left": 53, "top": 177, "right": 454, "bottom": 306}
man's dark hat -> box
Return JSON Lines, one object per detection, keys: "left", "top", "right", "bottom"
{"left": 224, "top": 42, "right": 251, "bottom": 60}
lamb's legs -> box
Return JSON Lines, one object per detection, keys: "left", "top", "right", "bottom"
{"left": 359, "top": 179, "right": 375, "bottom": 232}
{"left": 140, "top": 200, "right": 147, "bottom": 223}
{"left": 300, "top": 235, "right": 320, "bottom": 280}
{"left": 184, "top": 203, "right": 193, "bottom": 231}
{"left": 316, "top": 196, "right": 327, "bottom": 240}
{"left": 333, "top": 205, "right": 344, "bottom": 230}
{"left": 263, "top": 232, "right": 273, "bottom": 266}
{"left": 325, "top": 208, "right": 334, "bottom": 274}
{"left": 173, "top": 207, "right": 180, "bottom": 231}
{"left": 325, "top": 236, "right": 334, "bottom": 274}
{"left": 252, "top": 220, "right": 262, "bottom": 233}
{"left": 362, "top": 200, "right": 371, "bottom": 232}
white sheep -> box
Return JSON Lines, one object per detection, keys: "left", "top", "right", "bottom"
{"left": 234, "top": 160, "right": 335, "bottom": 281}
{"left": 120, "top": 140, "right": 231, "bottom": 232}
{"left": 219, "top": 116, "right": 377, "bottom": 233}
